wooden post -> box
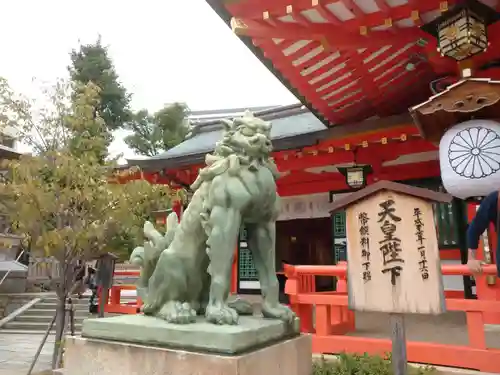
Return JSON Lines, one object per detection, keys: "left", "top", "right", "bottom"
{"left": 98, "top": 286, "right": 108, "bottom": 318}
{"left": 390, "top": 314, "right": 407, "bottom": 375}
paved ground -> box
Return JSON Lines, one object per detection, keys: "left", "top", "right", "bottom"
{"left": 0, "top": 334, "right": 54, "bottom": 375}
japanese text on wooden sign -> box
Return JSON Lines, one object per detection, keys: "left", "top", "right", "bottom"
{"left": 346, "top": 190, "right": 446, "bottom": 314}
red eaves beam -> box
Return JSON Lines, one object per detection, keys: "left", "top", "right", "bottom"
{"left": 336, "top": 50, "right": 382, "bottom": 109}
{"left": 277, "top": 160, "right": 440, "bottom": 196}
{"left": 275, "top": 124, "right": 421, "bottom": 156}
{"left": 258, "top": 41, "right": 366, "bottom": 123}
{"left": 225, "top": 0, "right": 461, "bottom": 74}
{"left": 372, "top": 0, "right": 391, "bottom": 14}
{"left": 320, "top": 45, "right": 429, "bottom": 108}
{"left": 275, "top": 138, "right": 436, "bottom": 172}
{"left": 117, "top": 159, "right": 440, "bottom": 198}
{"left": 333, "top": 67, "right": 435, "bottom": 122}
{"left": 118, "top": 123, "right": 433, "bottom": 189}
{"left": 259, "top": 40, "right": 334, "bottom": 117}
{"left": 226, "top": 0, "right": 459, "bottom": 34}
{"left": 257, "top": 36, "right": 431, "bottom": 119}
{"left": 235, "top": 18, "right": 423, "bottom": 50}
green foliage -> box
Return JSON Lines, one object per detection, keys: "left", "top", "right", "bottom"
{"left": 5, "top": 151, "right": 111, "bottom": 254}
{"left": 0, "top": 81, "right": 118, "bottom": 270}
{"left": 107, "top": 179, "right": 176, "bottom": 260}
{"left": 68, "top": 37, "right": 132, "bottom": 130}
{"left": 125, "top": 102, "right": 190, "bottom": 157}
{"left": 312, "top": 354, "right": 437, "bottom": 375}
{"left": 67, "top": 83, "right": 112, "bottom": 162}
{"left": 0, "top": 77, "right": 178, "bottom": 285}
{"left": 0, "top": 77, "right": 73, "bottom": 154}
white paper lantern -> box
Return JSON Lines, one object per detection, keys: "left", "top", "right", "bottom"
{"left": 440, "top": 119, "right": 500, "bottom": 199}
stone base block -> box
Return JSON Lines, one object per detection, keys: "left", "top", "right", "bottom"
{"left": 82, "top": 314, "right": 299, "bottom": 354}
{"left": 64, "top": 334, "right": 312, "bottom": 375}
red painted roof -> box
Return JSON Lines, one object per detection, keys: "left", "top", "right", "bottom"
{"left": 207, "top": 0, "right": 500, "bottom": 126}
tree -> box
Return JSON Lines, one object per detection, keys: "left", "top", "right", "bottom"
{"left": 0, "top": 77, "right": 73, "bottom": 154}
{"left": 0, "top": 78, "right": 177, "bottom": 369}
{"left": 68, "top": 37, "right": 132, "bottom": 130}
{"left": 106, "top": 178, "right": 183, "bottom": 260}
{"left": 124, "top": 102, "right": 190, "bottom": 157}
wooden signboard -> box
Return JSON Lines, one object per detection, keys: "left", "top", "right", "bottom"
{"left": 345, "top": 189, "right": 446, "bottom": 314}
{"left": 330, "top": 181, "right": 452, "bottom": 375}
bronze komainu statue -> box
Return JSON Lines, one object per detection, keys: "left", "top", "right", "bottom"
{"left": 130, "top": 111, "right": 295, "bottom": 325}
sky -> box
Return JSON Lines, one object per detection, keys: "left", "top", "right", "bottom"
{"left": 0, "top": 0, "right": 297, "bottom": 159}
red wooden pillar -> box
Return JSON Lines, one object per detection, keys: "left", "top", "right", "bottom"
{"left": 231, "top": 248, "right": 238, "bottom": 294}
{"left": 468, "top": 202, "right": 500, "bottom": 324}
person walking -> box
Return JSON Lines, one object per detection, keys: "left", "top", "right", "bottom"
{"left": 86, "top": 264, "right": 98, "bottom": 313}
{"left": 73, "top": 260, "right": 87, "bottom": 299}
{"left": 466, "top": 190, "right": 500, "bottom": 275}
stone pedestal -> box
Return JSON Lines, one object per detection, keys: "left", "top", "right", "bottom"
{"left": 81, "top": 314, "right": 301, "bottom": 354}
{"left": 64, "top": 334, "right": 311, "bottom": 375}
{"left": 63, "top": 314, "right": 311, "bottom": 375}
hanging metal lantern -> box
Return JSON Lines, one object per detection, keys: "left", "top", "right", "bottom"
{"left": 337, "top": 165, "right": 372, "bottom": 190}
{"left": 421, "top": 0, "right": 500, "bottom": 61}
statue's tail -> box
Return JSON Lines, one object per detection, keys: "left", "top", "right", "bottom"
{"left": 130, "top": 246, "right": 145, "bottom": 267}
{"left": 143, "top": 211, "right": 179, "bottom": 255}
{"left": 129, "top": 212, "right": 180, "bottom": 301}
{"left": 163, "top": 211, "right": 179, "bottom": 247}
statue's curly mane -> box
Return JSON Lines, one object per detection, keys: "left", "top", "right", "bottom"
{"left": 190, "top": 111, "right": 280, "bottom": 191}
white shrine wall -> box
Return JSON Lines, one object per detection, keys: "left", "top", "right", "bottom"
{"left": 278, "top": 192, "right": 333, "bottom": 221}
{"left": 281, "top": 192, "right": 465, "bottom": 293}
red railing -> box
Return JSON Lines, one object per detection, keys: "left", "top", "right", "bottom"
{"left": 98, "top": 271, "right": 142, "bottom": 314}
{"left": 284, "top": 262, "right": 500, "bottom": 373}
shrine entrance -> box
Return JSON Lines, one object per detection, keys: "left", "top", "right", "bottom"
{"left": 236, "top": 217, "right": 334, "bottom": 295}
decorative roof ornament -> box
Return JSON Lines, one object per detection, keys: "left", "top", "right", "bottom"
{"left": 410, "top": 78, "right": 500, "bottom": 143}
{"left": 230, "top": 17, "right": 248, "bottom": 36}
{"left": 242, "top": 109, "right": 255, "bottom": 118}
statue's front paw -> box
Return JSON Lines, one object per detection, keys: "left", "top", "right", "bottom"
{"left": 262, "top": 303, "right": 296, "bottom": 324}
{"left": 142, "top": 303, "right": 155, "bottom": 315}
{"left": 227, "top": 298, "right": 253, "bottom": 316}
{"left": 205, "top": 304, "right": 239, "bottom": 325}
{"left": 158, "top": 301, "right": 196, "bottom": 324}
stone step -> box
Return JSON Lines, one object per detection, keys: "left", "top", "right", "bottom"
{"left": 0, "top": 328, "right": 81, "bottom": 335}
{"left": 40, "top": 301, "right": 91, "bottom": 307}
{"left": 2, "top": 320, "right": 83, "bottom": 331}
{"left": 40, "top": 297, "right": 135, "bottom": 304}
{"left": 34, "top": 302, "right": 90, "bottom": 310}
{"left": 24, "top": 308, "right": 90, "bottom": 317}
{"left": 14, "top": 314, "right": 89, "bottom": 323}
{"left": 42, "top": 298, "right": 91, "bottom": 305}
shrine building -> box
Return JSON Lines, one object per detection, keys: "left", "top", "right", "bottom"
{"left": 122, "top": 0, "right": 500, "bottom": 302}
{"left": 124, "top": 103, "right": 467, "bottom": 298}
